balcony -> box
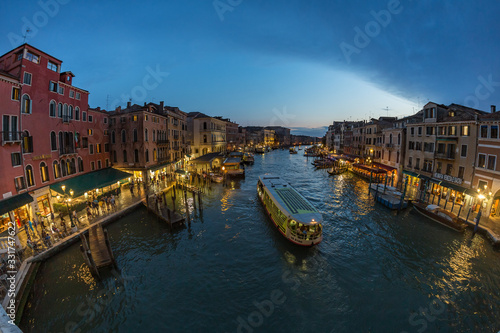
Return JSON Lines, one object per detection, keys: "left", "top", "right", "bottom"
{"left": 435, "top": 152, "right": 455, "bottom": 160}
{"left": 385, "top": 143, "right": 394, "bottom": 148}
{"left": 157, "top": 139, "right": 169, "bottom": 145}
{"left": 158, "top": 156, "right": 170, "bottom": 163}
{"left": 59, "top": 146, "right": 76, "bottom": 156}
{"left": 1, "top": 131, "right": 23, "bottom": 145}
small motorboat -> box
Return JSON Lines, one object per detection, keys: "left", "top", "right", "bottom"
{"left": 209, "top": 173, "right": 224, "bottom": 183}
{"left": 412, "top": 201, "right": 467, "bottom": 232}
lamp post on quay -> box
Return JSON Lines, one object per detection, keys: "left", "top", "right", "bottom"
{"left": 61, "top": 185, "right": 77, "bottom": 232}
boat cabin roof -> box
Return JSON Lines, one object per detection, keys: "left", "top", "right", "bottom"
{"left": 259, "top": 175, "right": 322, "bottom": 225}
{"left": 223, "top": 157, "right": 242, "bottom": 164}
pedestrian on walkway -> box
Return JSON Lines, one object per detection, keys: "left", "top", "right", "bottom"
{"left": 130, "top": 183, "right": 135, "bottom": 195}
{"left": 86, "top": 206, "right": 93, "bottom": 221}
{"left": 111, "top": 194, "right": 116, "bottom": 209}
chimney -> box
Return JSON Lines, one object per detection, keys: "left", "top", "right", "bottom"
{"left": 115, "top": 106, "right": 121, "bottom": 113}
{"left": 491, "top": 105, "right": 496, "bottom": 113}
{"left": 127, "top": 101, "right": 131, "bottom": 108}
{"left": 159, "top": 101, "right": 164, "bottom": 111}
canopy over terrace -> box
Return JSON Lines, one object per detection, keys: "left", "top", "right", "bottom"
{"left": 0, "top": 193, "right": 33, "bottom": 216}
{"left": 50, "top": 168, "right": 132, "bottom": 198}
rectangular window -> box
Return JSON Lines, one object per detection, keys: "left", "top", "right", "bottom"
{"left": 97, "top": 160, "right": 102, "bottom": 169}
{"left": 438, "top": 126, "right": 446, "bottom": 135}
{"left": 47, "top": 61, "right": 58, "bottom": 71}
{"left": 58, "top": 85, "right": 64, "bottom": 95}
{"left": 446, "top": 164, "right": 453, "bottom": 176}
{"left": 69, "top": 90, "right": 74, "bottom": 98}
{"left": 478, "top": 154, "right": 486, "bottom": 168}
{"left": 426, "top": 126, "right": 434, "bottom": 135}
{"left": 23, "top": 72, "right": 32, "bottom": 85}
{"left": 11, "top": 152, "right": 21, "bottom": 166}
{"left": 424, "top": 142, "right": 434, "bottom": 152}
{"left": 491, "top": 125, "right": 499, "bottom": 139}
{"left": 418, "top": 127, "right": 422, "bottom": 136}
{"left": 487, "top": 155, "right": 496, "bottom": 170}
{"left": 448, "top": 126, "right": 456, "bottom": 136}
{"left": 120, "top": 117, "right": 126, "bottom": 123}
{"left": 415, "top": 158, "right": 420, "bottom": 170}
{"left": 82, "top": 112, "right": 87, "bottom": 121}
{"left": 133, "top": 115, "right": 138, "bottom": 121}
{"left": 91, "top": 161, "right": 95, "bottom": 171}
{"left": 24, "top": 51, "right": 39, "bottom": 63}
{"left": 145, "top": 115, "right": 148, "bottom": 121}
{"left": 14, "top": 176, "right": 26, "bottom": 191}
{"left": 437, "top": 143, "right": 446, "bottom": 154}
{"left": 88, "top": 129, "right": 93, "bottom": 136}
{"left": 89, "top": 144, "right": 94, "bottom": 154}
{"left": 461, "top": 145, "right": 467, "bottom": 157}
{"left": 88, "top": 115, "right": 93, "bottom": 123}
{"left": 104, "top": 143, "right": 109, "bottom": 152}
{"left": 410, "top": 127, "right": 415, "bottom": 136}
{"left": 96, "top": 144, "right": 101, "bottom": 153}
{"left": 436, "top": 162, "right": 442, "bottom": 173}
{"left": 480, "top": 125, "right": 488, "bottom": 138}
{"left": 104, "top": 130, "right": 109, "bottom": 136}
{"left": 49, "top": 81, "right": 58, "bottom": 92}
{"left": 104, "top": 118, "right": 108, "bottom": 124}
{"left": 461, "top": 125, "right": 470, "bottom": 136}
{"left": 458, "top": 166, "right": 465, "bottom": 179}
{"left": 76, "top": 92, "right": 81, "bottom": 100}
{"left": 105, "top": 159, "right": 110, "bottom": 167}
{"left": 75, "top": 109, "right": 80, "bottom": 121}
{"left": 82, "top": 137, "right": 88, "bottom": 148}
{"left": 11, "top": 87, "right": 20, "bottom": 100}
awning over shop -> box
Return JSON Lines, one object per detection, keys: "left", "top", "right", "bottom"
{"left": 0, "top": 193, "right": 33, "bottom": 216}
{"left": 149, "top": 161, "right": 172, "bottom": 172}
{"left": 174, "top": 169, "right": 188, "bottom": 175}
{"left": 50, "top": 168, "right": 132, "bottom": 197}
{"left": 352, "top": 163, "right": 387, "bottom": 173}
{"left": 190, "top": 152, "right": 224, "bottom": 164}
{"left": 372, "top": 162, "right": 397, "bottom": 172}
{"left": 403, "top": 170, "right": 431, "bottom": 181}
{"left": 429, "top": 179, "right": 473, "bottom": 194}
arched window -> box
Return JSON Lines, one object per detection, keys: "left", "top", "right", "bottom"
{"left": 75, "top": 107, "right": 80, "bottom": 121}
{"left": 153, "top": 149, "right": 157, "bottom": 161}
{"left": 121, "top": 130, "right": 126, "bottom": 143}
{"left": 49, "top": 100, "right": 56, "bottom": 117}
{"left": 58, "top": 132, "right": 63, "bottom": 152}
{"left": 40, "top": 162, "right": 49, "bottom": 182}
{"left": 63, "top": 104, "right": 68, "bottom": 118}
{"left": 25, "top": 165, "right": 35, "bottom": 187}
{"left": 66, "top": 159, "right": 71, "bottom": 175}
{"left": 145, "top": 149, "right": 149, "bottom": 162}
{"left": 69, "top": 105, "right": 73, "bottom": 119}
{"left": 71, "top": 158, "right": 76, "bottom": 174}
{"left": 21, "top": 94, "right": 31, "bottom": 114}
{"left": 22, "top": 130, "right": 33, "bottom": 153}
{"left": 50, "top": 131, "right": 57, "bottom": 151}
{"left": 111, "top": 130, "right": 116, "bottom": 144}
{"left": 133, "top": 129, "right": 138, "bottom": 142}
{"left": 58, "top": 103, "right": 63, "bottom": 118}
{"left": 78, "top": 157, "right": 84, "bottom": 172}
{"left": 134, "top": 149, "right": 139, "bottom": 163}
{"left": 145, "top": 129, "right": 148, "bottom": 141}
{"left": 123, "top": 150, "right": 127, "bottom": 162}
{"left": 60, "top": 159, "right": 67, "bottom": 177}
{"left": 389, "top": 134, "right": 393, "bottom": 144}
{"left": 53, "top": 161, "right": 61, "bottom": 179}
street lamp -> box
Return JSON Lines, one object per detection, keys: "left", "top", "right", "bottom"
{"left": 61, "top": 185, "right": 76, "bottom": 228}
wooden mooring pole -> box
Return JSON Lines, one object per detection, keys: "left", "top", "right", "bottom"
{"left": 184, "top": 189, "right": 191, "bottom": 224}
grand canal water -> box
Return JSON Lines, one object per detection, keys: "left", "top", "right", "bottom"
{"left": 20, "top": 149, "right": 500, "bottom": 333}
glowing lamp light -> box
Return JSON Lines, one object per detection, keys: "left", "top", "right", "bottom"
{"left": 56, "top": 195, "right": 61, "bottom": 200}
{"left": 61, "top": 185, "right": 66, "bottom": 192}
{"left": 96, "top": 188, "right": 99, "bottom": 193}
{"left": 222, "top": 166, "right": 225, "bottom": 171}
{"left": 479, "top": 194, "right": 485, "bottom": 200}
{"left": 84, "top": 192, "right": 88, "bottom": 198}
{"left": 68, "top": 198, "right": 72, "bottom": 202}
{"left": 70, "top": 190, "right": 74, "bottom": 197}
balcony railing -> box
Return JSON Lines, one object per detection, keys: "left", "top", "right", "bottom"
{"left": 157, "top": 139, "right": 169, "bottom": 145}
{"left": 59, "top": 146, "right": 76, "bottom": 155}
{"left": 1, "top": 131, "right": 23, "bottom": 145}
{"left": 435, "top": 152, "right": 455, "bottom": 160}
{"left": 158, "top": 156, "right": 170, "bottom": 163}
{"left": 385, "top": 143, "right": 394, "bottom": 148}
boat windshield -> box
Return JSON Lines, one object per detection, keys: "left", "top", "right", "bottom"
{"left": 288, "top": 220, "right": 321, "bottom": 239}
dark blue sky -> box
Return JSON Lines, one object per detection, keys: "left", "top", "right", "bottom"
{"left": 2, "top": 0, "right": 499, "bottom": 136}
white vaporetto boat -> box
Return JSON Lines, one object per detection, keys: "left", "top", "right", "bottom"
{"left": 257, "top": 175, "right": 323, "bottom": 246}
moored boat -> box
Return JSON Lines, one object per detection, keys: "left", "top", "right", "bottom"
{"left": 255, "top": 146, "right": 266, "bottom": 153}
{"left": 243, "top": 152, "right": 255, "bottom": 164}
{"left": 289, "top": 147, "right": 298, "bottom": 154}
{"left": 209, "top": 172, "right": 224, "bottom": 183}
{"left": 412, "top": 200, "right": 467, "bottom": 232}
{"left": 257, "top": 175, "right": 323, "bottom": 246}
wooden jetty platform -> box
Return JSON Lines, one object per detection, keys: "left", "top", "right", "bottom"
{"left": 89, "top": 224, "right": 115, "bottom": 268}
{"left": 143, "top": 198, "right": 185, "bottom": 229}
{"left": 80, "top": 223, "right": 116, "bottom": 277}
{"left": 370, "top": 184, "right": 409, "bottom": 210}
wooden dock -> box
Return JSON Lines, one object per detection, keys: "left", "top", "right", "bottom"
{"left": 143, "top": 198, "right": 185, "bottom": 229}
{"left": 80, "top": 223, "right": 116, "bottom": 277}
{"left": 89, "top": 224, "right": 115, "bottom": 268}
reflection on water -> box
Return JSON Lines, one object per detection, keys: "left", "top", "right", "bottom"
{"left": 20, "top": 149, "right": 500, "bottom": 333}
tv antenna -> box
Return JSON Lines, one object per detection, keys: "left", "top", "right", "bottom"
{"left": 382, "top": 106, "right": 392, "bottom": 116}
{"left": 22, "top": 29, "right": 31, "bottom": 43}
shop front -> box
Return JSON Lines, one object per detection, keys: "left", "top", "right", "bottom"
{"left": 0, "top": 192, "right": 33, "bottom": 241}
